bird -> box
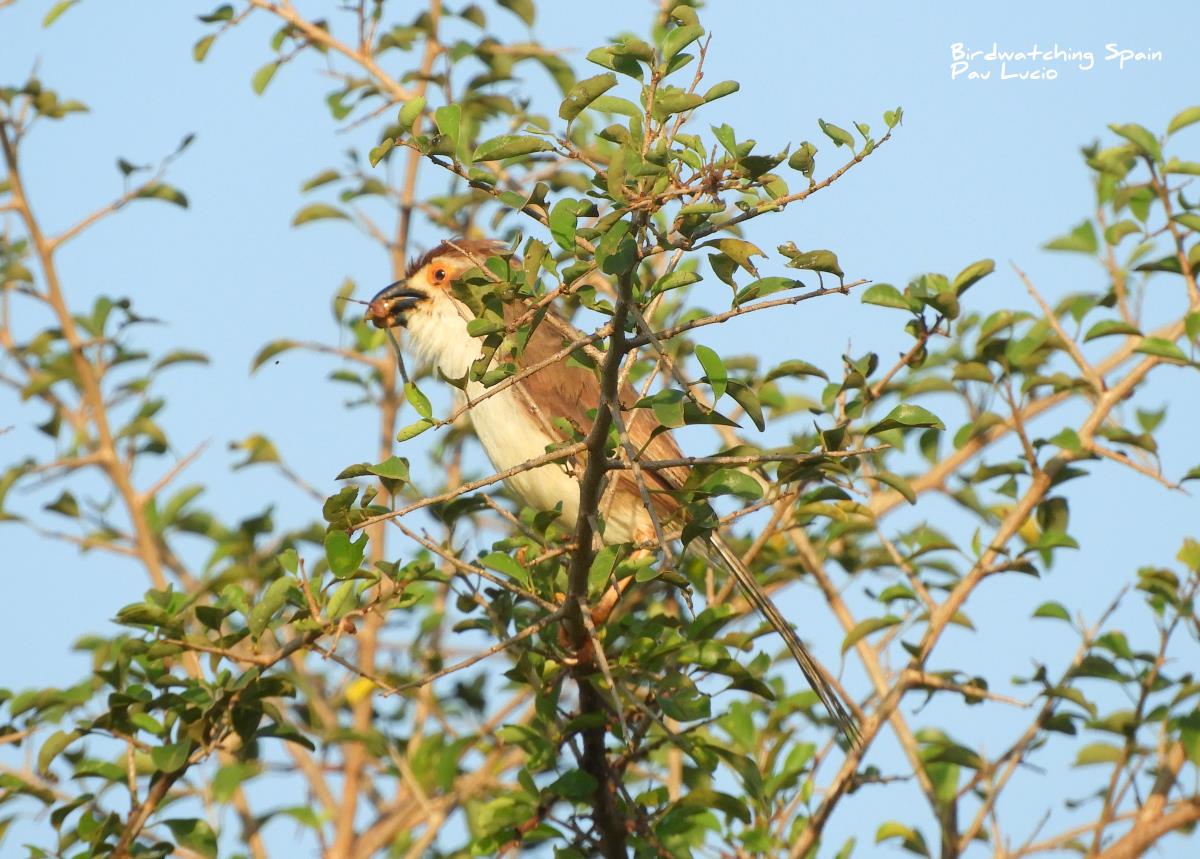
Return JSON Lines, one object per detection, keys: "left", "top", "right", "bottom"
{"left": 367, "top": 237, "right": 857, "bottom": 743}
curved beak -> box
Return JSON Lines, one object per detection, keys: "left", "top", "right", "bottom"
{"left": 367, "top": 280, "right": 425, "bottom": 328}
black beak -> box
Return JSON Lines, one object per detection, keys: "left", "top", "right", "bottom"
{"left": 367, "top": 280, "right": 425, "bottom": 328}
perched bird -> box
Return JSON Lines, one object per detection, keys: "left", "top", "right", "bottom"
{"left": 368, "top": 237, "right": 856, "bottom": 741}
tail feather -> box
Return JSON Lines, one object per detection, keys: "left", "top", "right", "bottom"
{"left": 705, "top": 535, "right": 860, "bottom": 746}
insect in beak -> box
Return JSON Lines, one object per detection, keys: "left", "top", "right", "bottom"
{"left": 367, "top": 281, "right": 425, "bottom": 328}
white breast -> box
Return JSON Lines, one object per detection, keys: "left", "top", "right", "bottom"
{"left": 402, "top": 299, "right": 584, "bottom": 532}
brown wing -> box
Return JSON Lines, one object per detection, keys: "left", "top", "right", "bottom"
{"left": 502, "top": 301, "right": 688, "bottom": 527}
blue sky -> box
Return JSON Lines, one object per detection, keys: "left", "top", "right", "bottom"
{"left": 2, "top": 0, "right": 1198, "bottom": 855}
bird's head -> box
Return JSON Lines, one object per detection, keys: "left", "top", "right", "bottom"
{"left": 367, "top": 238, "right": 510, "bottom": 377}
{"left": 366, "top": 238, "right": 508, "bottom": 330}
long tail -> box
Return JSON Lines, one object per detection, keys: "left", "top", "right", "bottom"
{"left": 705, "top": 535, "right": 860, "bottom": 746}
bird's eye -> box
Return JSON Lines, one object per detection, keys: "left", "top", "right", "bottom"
{"left": 433, "top": 268, "right": 447, "bottom": 282}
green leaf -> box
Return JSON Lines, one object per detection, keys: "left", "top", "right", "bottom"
{"left": 1074, "top": 742, "right": 1123, "bottom": 766}
{"left": 153, "top": 350, "right": 209, "bottom": 371}
{"left": 649, "top": 269, "right": 701, "bottom": 297}
{"left": 700, "top": 468, "right": 763, "bottom": 500}
{"left": 726, "top": 381, "right": 765, "bottom": 431}
{"left": 781, "top": 247, "right": 844, "bottom": 279}
{"left": 1185, "top": 312, "right": 1200, "bottom": 342}
{"left": 1167, "top": 106, "right": 1200, "bottom": 136}
{"left": 818, "top": 119, "right": 855, "bottom": 148}
{"left": 367, "top": 455, "right": 409, "bottom": 481}
{"left": 787, "top": 141, "right": 817, "bottom": 178}
{"left": 1108, "top": 122, "right": 1161, "bottom": 161}
{"left": 1044, "top": 220, "right": 1098, "bottom": 254}
{"left": 247, "top": 577, "right": 292, "bottom": 636}
{"left": 703, "top": 80, "right": 739, "bottom": 103}
{"left": 325, "top": 530, "right": 366, "bottom": 578}
{"left": 861, "top": 283, "right": 910, "bottom": 310}
{"left": 764, "top": 359, "right": 827, "bottom": 382}
{"left": 653, "top": 90, "right": 705, "bottom": 118}
{"left": 549, "top": 198, "right": 579, "bottom": 251}
{"left": 695, "top": 345, "right": 727, "bottom": 399}
{"left": 595, "top": 218, "right": 637, "bottom": 275}
{"left": 151, "top": 742, "right": 191, "bottom": 773}
{"left": 396, "top": 418, "right": 434, "bottom": 442}
{"left": 300, "top": 169, "right": 340, "bottom": 192}
{"left": 292, "top": 203, "right": 350, "bottom": 226}
{"left": 591, "top": 95, "right": 642, "bottom": 117}
{"left": 404, "top": 381, "right": 432, "bottom": 418}
{"left": 1168, "top": 211, "right": 1200, "bottom": 233}
{"left": 867, "top": 404, "right": 944, "bottom": 435}
{"left": 434, "top": 104, "right": 461, "bottom": 148}
{"left": 197, "top": 4, "right": 234, "bottom": 23}
{"left": 637, "top": 389, "right": 685, "bottom": 429}
{"left": 38, "top": 730, "right": 81, "bottom": 775}
{"left": 1166, "top": 159, "right": 1200, "bottom": 176}
{"left": 397, "top": 95, "right": 426, "bottom": 129}
{"left": 559, "top": 73, "right": 617, "bottom": 121}
{"left": 699, "top": 238, "right": 764, "bottom": 276}
{"left": 368, "top": 139, "right": 394, "bottom": 167}
{"left": 497, "top": 0, "right": 535, "bottom": 26}
{"left": 326, "top": 579, "right": 356, "bottom": 620}
{"left": 136, "top": 183, "right": 188, "bottom": 208}
{"left": 1033, "top": 601, "right": 1071, "bottom": 622}
{"left": 130, "top": 713, "right": 164, "bottom": 735}
{"left": 473, "top": 134, "right": 554, "bottom": 161}
{"left": 1105, "top": 220, "right": 1142, "bottom": 245}
{"left": 251, "top": 339, "right": 298, "bottom": 371}
{"left": 213, "top": 762, "right": 257, "bottom": 803}
{"left": 42, "top": 0, "right": 78, "bottom": 27}
{"left": 875, "top": 822, "right": 929, "bottom": 856}
{"left": 1083, "top": 320, "right": 1141, "bottom": 341}
{"left": 467, "top": 317, "right": 505, "bottom": 337}
{"left": 874, "top": 471, "right": 915, "bottom": 504}
{"left": 952, "top": 259, "right": 994, "bottom": 295}
{"left": 164, "top": 819, "right": 218, "bottom": 859}
{"left": 733, "top": 276, "right": 800, "bottom": 306}
{"left": 1134, "top": 337, "right": 1188, "bottom": 363}
{"left": 548, "top": 769, "right": 598, "bottom": 800}
{"left": 192, "top": 34, "right": 216, "bottom": 62}
{"left": 842, "top": 615, "right": 901, "bottom": 653}
{"left": 251, "top": 61, "right": 279, "bottom": 95}
{"left": 661, "top": 24, "right": 704, "bottom": 64}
